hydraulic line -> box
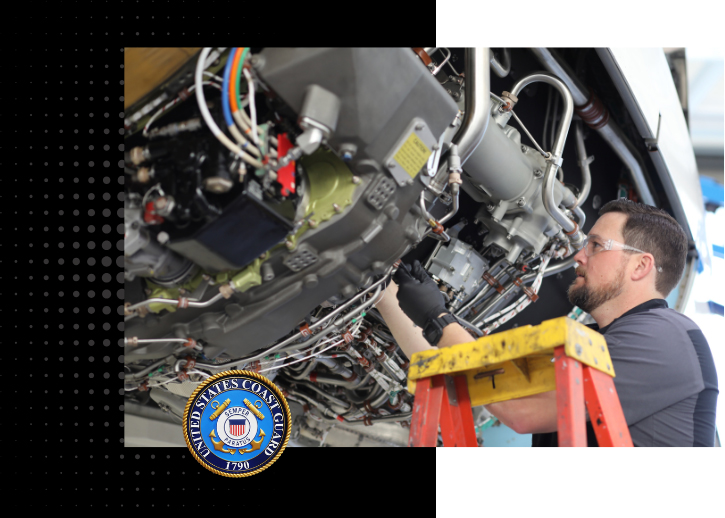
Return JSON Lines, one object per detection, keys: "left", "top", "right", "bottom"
{"left": 125, "top": 292, "right": 225, "bottom": 313}
{"left": 573, "top": 121, "right": 592, "bottom": 209}
{"left": 509, "top": 72, "right": 582, "bottom": 249}
{"left": 455, "top": 258, "right": 509, "bottom": 317}
{"left": 195, "top": 272, "right": 391, "bottom": 370}
{"left": 531, "top": 48, "right": 655, "bottom": 206}
{"left": 469, "top": 270, "right": 538, "bottom": 326}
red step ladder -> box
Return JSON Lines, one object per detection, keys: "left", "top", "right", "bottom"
{"left": 406, "top": 317, "right": 633, "bottom": 447}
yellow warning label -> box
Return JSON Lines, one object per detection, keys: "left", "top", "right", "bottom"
{"left": 394, "top": 132, "right": 432, "bottom": 179}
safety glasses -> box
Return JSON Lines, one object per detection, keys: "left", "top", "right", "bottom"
{"left": 581, "top": 236, "right": 663, "bottom": 272}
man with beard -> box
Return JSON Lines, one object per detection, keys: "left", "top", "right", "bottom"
{"left": 376, "top": 199, "right": 718, "bottom": 446}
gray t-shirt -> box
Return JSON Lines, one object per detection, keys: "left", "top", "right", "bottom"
{"left": 533, "top": 299, "right": 719, "bottom": 447}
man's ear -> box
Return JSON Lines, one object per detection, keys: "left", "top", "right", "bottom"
{"left": 630, "top": 254, "right": 656, "bottom": 282}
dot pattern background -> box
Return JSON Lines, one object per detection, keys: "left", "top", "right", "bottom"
{"left": 3, "top": 6, "right": 400, "bottom": 509}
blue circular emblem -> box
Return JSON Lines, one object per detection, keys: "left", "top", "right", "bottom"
{"left": 183, "top": 370, "right": 291, "bottom": 477}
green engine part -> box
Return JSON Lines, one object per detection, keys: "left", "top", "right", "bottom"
{"left": 285, "top": 149, "right": 359, "bottom": 250}
{"left": 145, "top": 269, "right": 206, "bottom": 314}
{"left": 229, "top": 253, "right": 266, "bottom": 292}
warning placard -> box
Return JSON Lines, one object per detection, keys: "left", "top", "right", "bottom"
{"left": 393, "top": 132, "right": 432, "bottom": 179}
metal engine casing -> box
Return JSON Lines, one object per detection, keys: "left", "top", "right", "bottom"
{"left": 257, "top": 47, "right": 459, "bottom": 172}
{"left": 126, "top": 50, "right": 459, "bottom": 360}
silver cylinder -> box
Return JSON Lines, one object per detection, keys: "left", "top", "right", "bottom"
{"left": 463, "top": 106, "right": 536, "bottom": 201}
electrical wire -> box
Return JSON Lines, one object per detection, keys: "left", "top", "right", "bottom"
{"left": 243, "top": 67, "right": 260, "bottom": 147}
{"left": 479, "top": 246, "right": 562, "bottom": 334}
{"left": 194, "top": 47, "right": 264, "bottom": 169}
{"left": 221, "top": 48, "right": 261, "bottom": 158}
{"left": 142, "top": 81, "right": 220, "bottom": 138}
{"left": 259, "top": 339, "right": 344, "bottom": 373}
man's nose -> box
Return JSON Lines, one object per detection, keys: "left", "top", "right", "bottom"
{"left": 573, "top": 246, "right": 587, "bottom": 265}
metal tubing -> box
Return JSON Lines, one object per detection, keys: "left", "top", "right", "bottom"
{"left": 454, "top": 48, "right": 491, "bottom": 165}
{"left": 573, "top": 121, "right": 592, "bottom": 209}
{"left": 438, "top": 184, "right": 460, "bottom": 225}
{"left": 455, "top": 258, "right": 509, "bottom": 317}
{"left": 344, "top": 412, "right": 413, "bottom": 425}
{"left": 432, "top": 48, "right": 491, "bottom": 195}
{"left": 597, "top": 123, "right": 656, "bottom": 205}
{"left": 490, "top": 48, "right": 511, "bottom": 78}
{"left": 531, "top": 48, "right": 655, "bottom": 206}
{"left": 294, "top": 381, "right": 353, "bottom": 411}
{"left": 510, "top": 73, "right": 578, "bottom": 237}
{"left": 198, "top": 274, "right": 389, "bottom": 369}
{"left": 126, "top": 292, "right": 225, "bottom": 313}
{"left": 542, "top": 255, "right": 578, "bottom": 277}
{"left": 469, "top": 270, "right": 538, "bottom": 325}
{"left": 572, "top": 206, "right": 586, "bottom": 230}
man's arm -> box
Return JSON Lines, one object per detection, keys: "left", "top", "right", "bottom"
{"left": 376, "top": 282, "right": 477, "bottom": 358}
{"left": 485, "top": 391, "right": 557, "bottom": 434}
{"left": 374, "top": 282, "right": 434, "bottom": 359}
{"left": 377, "top": 274, "right": 557, "bottom": 435}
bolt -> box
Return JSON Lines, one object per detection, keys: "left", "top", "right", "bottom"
{"left": 487, "top": 203, "right": 495, "bottom": 212}
{"left": 521, "top": 145, "right": 527, "bottom": 153}
{"left": 341, "top": 151, "right": 353, "bottom": 162}
{"left": 202, "top": 274, "right": 211, "bottom": 281}
{"left": 157, "top": 231, "right": 169, "bottom": 244}
{"left": 506, "top": 234, "right": 512, "bottom": 240}
{"left": 473, "top": 218, "right": 479, "bottom": 224}
{"left": 517, "top": 197, "right": 526, "bottom": 207}
{"left": 333, "top": 203, "right": 342, "bottom": 213}
{"left": 352, "top": 176, "right": 360, "bottom": 184}
{"left": 308, "top": 219, "right": 318, "bottom": 229}
{"left": 285, "top": 239, "right": 295, "bottom": 250}
{"left": 534, "top": 169, "right": 543, "bottom": 178}
{"left": 415, "top": 123, "right": 425, "bottom": 131}
{"left": 387, "top": 160, "right": 396, "bottom": 168}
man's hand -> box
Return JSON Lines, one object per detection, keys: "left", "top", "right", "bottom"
{"left": 393, "top": 260, "right": 448, "bottom": 328}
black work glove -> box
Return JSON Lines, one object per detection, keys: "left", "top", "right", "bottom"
{"left": 393, "top": 260, "right": 448, "bottom": 328}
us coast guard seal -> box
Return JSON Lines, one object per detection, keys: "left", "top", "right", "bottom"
{"left": 183, "top": 370, "right": 291, "bottom": 477}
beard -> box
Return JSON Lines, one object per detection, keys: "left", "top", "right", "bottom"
{"left": 567, "top": 265, "right": 626, "bottom": 314}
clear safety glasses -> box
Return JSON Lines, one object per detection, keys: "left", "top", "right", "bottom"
{"left": 581, "top": 236, "right": 663, "bottom": 272}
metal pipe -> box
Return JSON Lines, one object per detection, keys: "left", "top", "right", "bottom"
{"left": 294, "top": 381, "right": 353, "bottom": 411}
{"left": 431, "top": 48, "right": 452, "bottom": 76}
{"left": 344, "top": 412, "right": 413, "bottom": 425}
{"left": 198, "top": 273, "right": 390, "bottom": 369}
{"left": 455, "top": 258, "right": 509, "bottom": 317}
{"left": 432, "top": 48, "right": 491, "bottom": 195}
{"left": 126, "top": 292, "right": 225, "bottom": 313}
{"left": 126, "top": 349, "right": 187, "bottom": 380}
{"left": 572, "top": 206, "right": 586, "bottom": 230}
{"left": 573, "top": 121, "right": 592, "bottom": 209}
{"left": 543, "top": 255, "right": 578, "bottom": 277}
{"left": 531, "top": 48, "right": 655, "bottom": 206}
{"left": 490, "top": 48, "right": 511, "bottom": 78}
{"left": 469, "top": 270, "right": 538, "bottom": 325}
{"left": 453, "top": 48, "right": 490, "bottom": 165}
{"left": 510, "top": 73, "right": 579, "bottom": 242}
{"left": 315, "top": 356, "right": 354, "bottom": 379}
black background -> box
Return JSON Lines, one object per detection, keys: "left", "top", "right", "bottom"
{"left": 4, "top": 5, "right": 428, "bottom": 509}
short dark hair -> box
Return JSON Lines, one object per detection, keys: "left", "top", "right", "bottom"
{"left": 598, "top": 198, "right": 688, "bottom": 297}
